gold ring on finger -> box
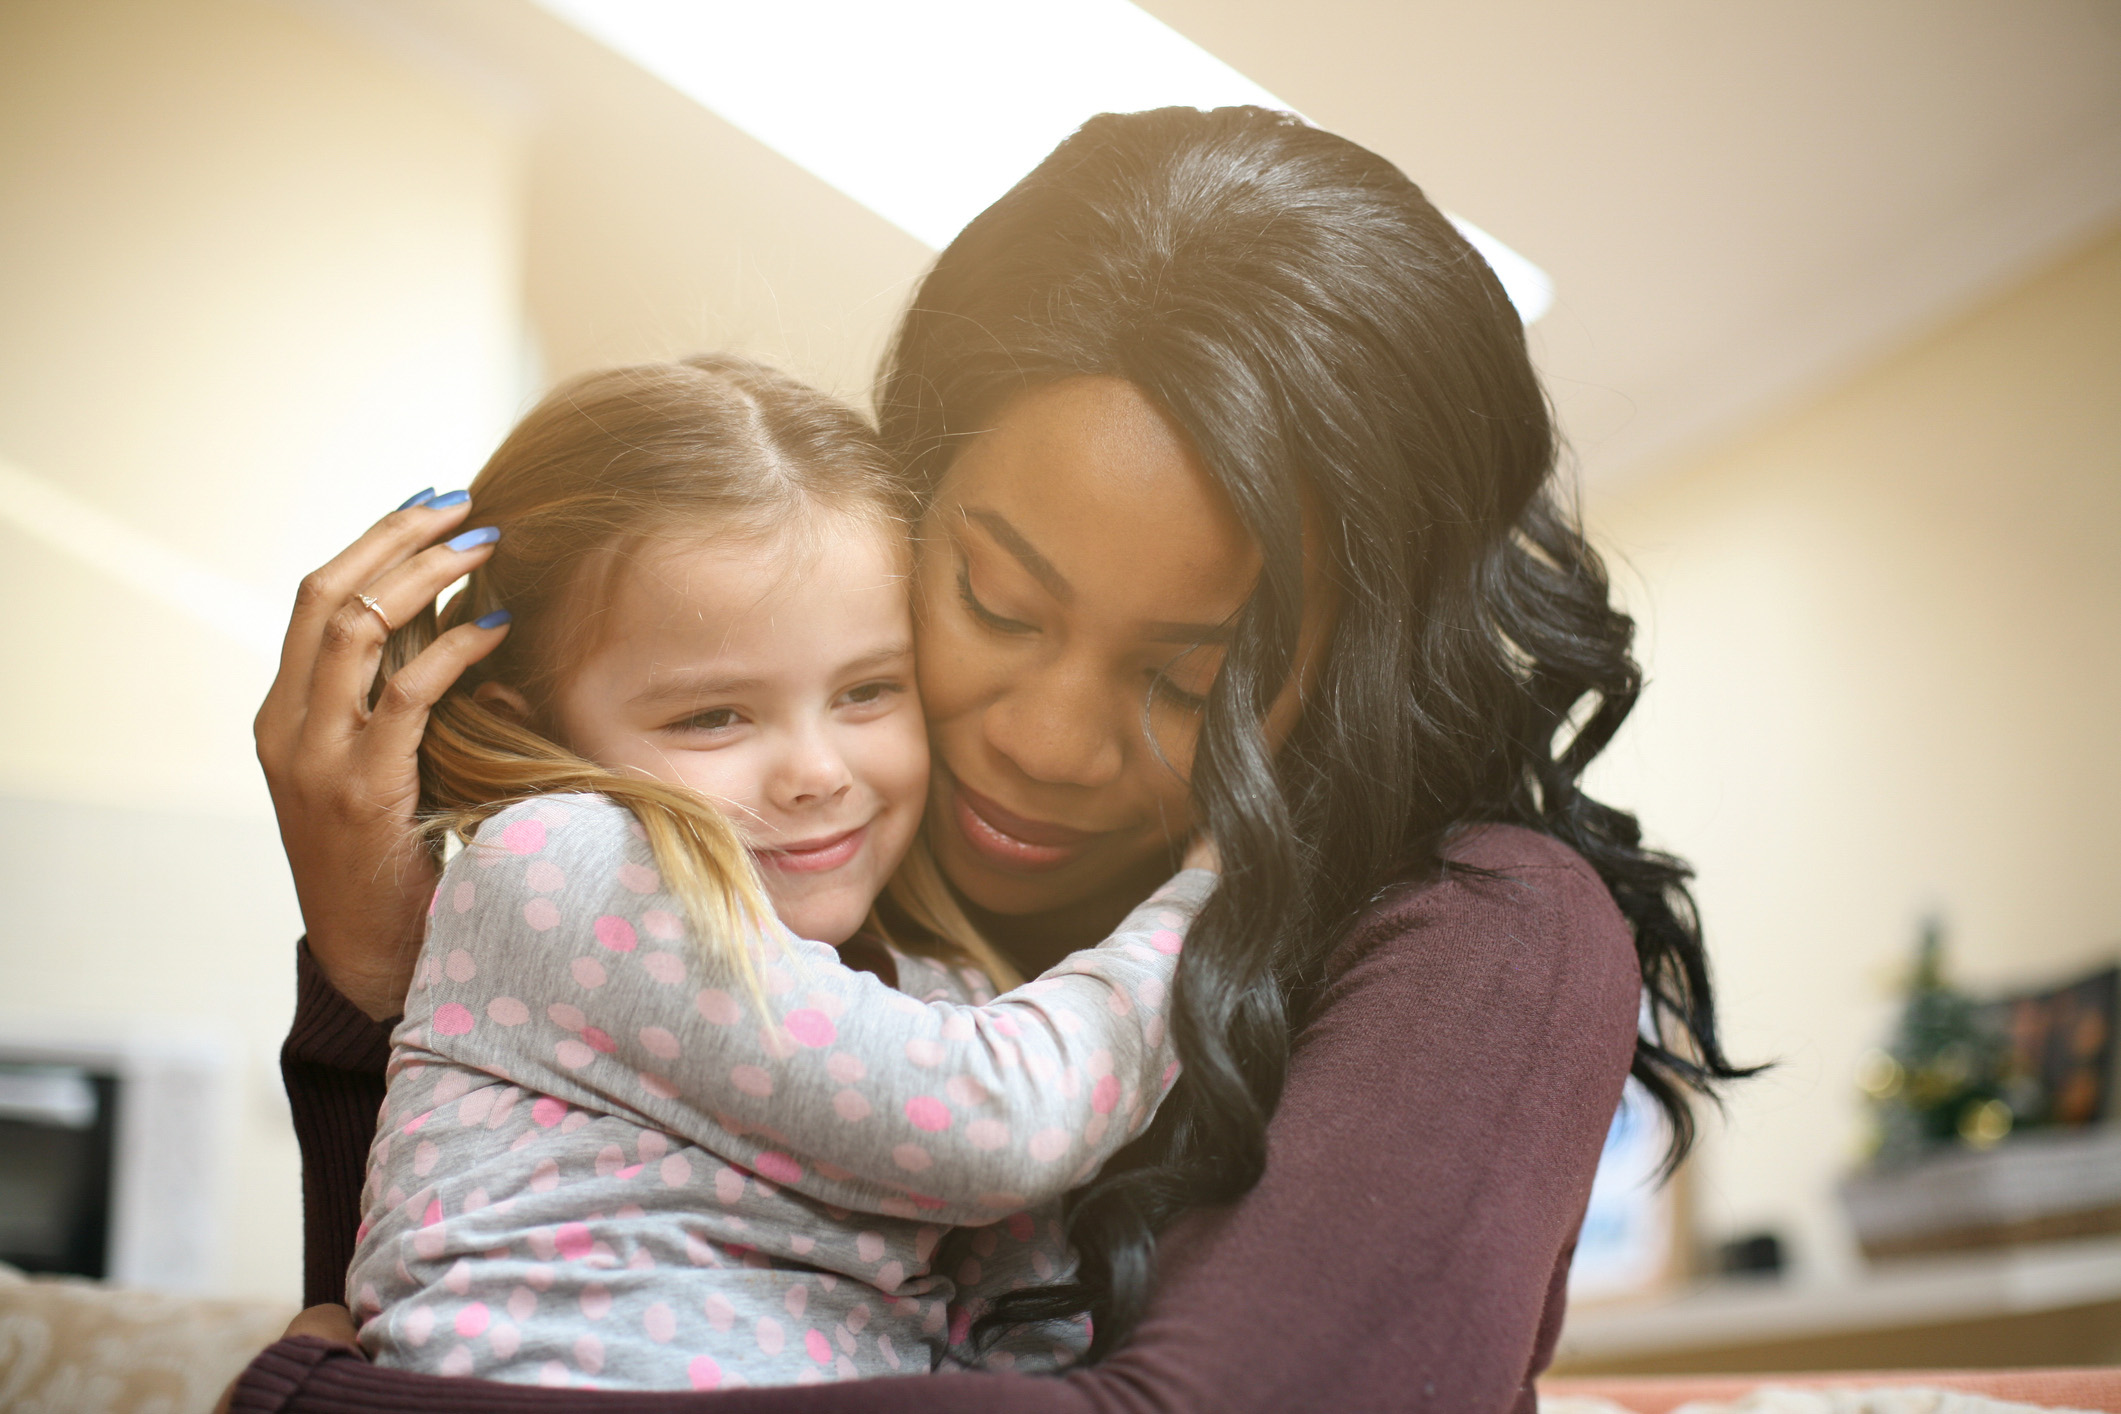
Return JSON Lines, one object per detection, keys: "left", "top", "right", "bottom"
{"left": 356, "top": 594, "right": 395, "bottom": 634}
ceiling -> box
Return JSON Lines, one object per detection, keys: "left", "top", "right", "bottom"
{"left": 325, "top": 0, "right": 2121, "bottom": 485}
{"left": 1138, "top": 0, "right": 2121, "bottom": 481}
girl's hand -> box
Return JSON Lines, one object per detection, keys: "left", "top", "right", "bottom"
{"left": 252, "top": 492, "right": 511, "bottom": 1020}
{"left": 1183, "top": 833, "right": 1221, "bottom": 873}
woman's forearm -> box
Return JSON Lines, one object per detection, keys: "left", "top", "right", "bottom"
{"left": 283, "top": 942, "right": 396, "bottom": 1309}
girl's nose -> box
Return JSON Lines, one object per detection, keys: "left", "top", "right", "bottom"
{"left": 984, "top": 656, "right": 1126, "bottom": 790}
{"left": 770, "top": 727, "right": 854, "bottom": 810}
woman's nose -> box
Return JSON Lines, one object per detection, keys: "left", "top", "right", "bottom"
{"left": 984, "top": 657, "right": 1127, "bottom": 790}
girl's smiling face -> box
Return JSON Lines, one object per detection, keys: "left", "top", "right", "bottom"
{"left": 535, "top": 511, "right": 928, "bottom": 945}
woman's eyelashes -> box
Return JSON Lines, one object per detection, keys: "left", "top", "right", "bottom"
{"left": 1149, "top": 671, "right": 1208, "bottom": 712}
{"left": 956, "top": 557, "right": 1035, "bottom": 635}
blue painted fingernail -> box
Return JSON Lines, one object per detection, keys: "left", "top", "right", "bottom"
{"left": 474, "top": 608, "right": 512, "bottom": 630}
{"left": 396, "top": 487, "right": 436, "bottom": 510}
{"left": 446, "top": 525, "right": 500, "bottom": 552}
{"left": 428, "top": 489, "right": 471, "bottom": 509}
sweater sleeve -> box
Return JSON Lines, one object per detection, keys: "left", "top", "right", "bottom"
{"left": 403, "top": 794, "right": 1212, "bottom": 1224}
{"left": 249, "top": 826, "right": 1638, "bottom": 1414}
{"left": 282, "top": 941, "right": 397, "bottom": 1310}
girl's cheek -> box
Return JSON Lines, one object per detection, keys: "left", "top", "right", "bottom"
{"left": 859, "top": 711, "right": 932, "bottom": 815}
{"left": 670, "top": 750, "right": 768, "bottom": 829}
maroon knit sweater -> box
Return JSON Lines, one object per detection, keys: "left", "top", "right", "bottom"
{"left": 234, "top": 827, "right": 1638, "bottom": 1414}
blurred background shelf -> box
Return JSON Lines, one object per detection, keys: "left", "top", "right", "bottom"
{"left": 1553, "top": 1235, "right": 2121, "bottom": 1375}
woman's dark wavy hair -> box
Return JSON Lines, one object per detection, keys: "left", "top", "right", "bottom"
{"left": 876, "top": 106, "right": 1750, "bottom": 1358}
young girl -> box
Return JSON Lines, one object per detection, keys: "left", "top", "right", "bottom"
{"left": 345, "top": 357, "right": 1214, "bottom": 1390}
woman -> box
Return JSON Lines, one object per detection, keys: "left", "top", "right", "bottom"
{"left": 236, "top": 107, "right": 1743, "bottom": 1412}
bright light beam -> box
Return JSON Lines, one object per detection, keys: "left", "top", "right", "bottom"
{"left": 533, "top": 0, "right": 1554, "bottom": 323}
{"left": 0, "top": 454, "right": 281, "bottom": 659}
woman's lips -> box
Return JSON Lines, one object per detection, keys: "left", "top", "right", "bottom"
{"left": 753, "top": 825, "right": 867, "bottom": 875}
{"left": 948, "top": 779, "right": 1094, "bottom": 873}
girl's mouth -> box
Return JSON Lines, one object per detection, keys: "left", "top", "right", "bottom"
{"left": 947, "top": 776, "right": 1095, "bottom": 873}
{"left": 753, "top": 825, "right": 867, "bottom": 874}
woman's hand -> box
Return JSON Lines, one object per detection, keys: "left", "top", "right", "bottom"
{"left": 211, "top": 1305, "right": 364, "bottom": 1414}
{"left": 253, "top": 491, "right": 511, "bottom": 1020}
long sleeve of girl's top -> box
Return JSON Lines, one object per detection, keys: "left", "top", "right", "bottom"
{"left": 243, "top": 824, "right": 1641, "bottom": 1414}
{"left": 397, "top": 794, "right": 1210, "bottom": 1225}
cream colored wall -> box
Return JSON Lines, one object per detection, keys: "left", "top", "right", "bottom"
{"left": 1584, "top": 229, "right": 2121, "bottom": 1284}
{"left": 0, "top": 0, "right": 526, "bottom": 1300}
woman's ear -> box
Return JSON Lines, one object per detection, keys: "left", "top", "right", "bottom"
{"left": 472, "top": 680, "right": 534, "bottom": 724}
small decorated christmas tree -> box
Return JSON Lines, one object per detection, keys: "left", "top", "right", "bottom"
{"left": 1858, "top": 917, "right": 2013, "bottom": 1168}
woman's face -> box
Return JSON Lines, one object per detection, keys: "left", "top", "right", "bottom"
{"left": 914, "top": 375, "right": 1324, "bottom": 926}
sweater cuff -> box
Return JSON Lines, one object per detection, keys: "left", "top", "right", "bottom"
{"left": 287, "top": 939, "right": 398, "bottom": 1072}
{"left": 226, "top": 1336, "right": 340, "bottom": 1414}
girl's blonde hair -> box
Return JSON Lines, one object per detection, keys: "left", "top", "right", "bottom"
{"left": 382, "top": 355, "right": 1019, "bottom": 990}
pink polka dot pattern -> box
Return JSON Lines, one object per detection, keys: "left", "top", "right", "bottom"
{"left": 350, "top": 795, "right": 1206, "bottom": 1387}
{"left": 753, "top": 1151, "right": 802, "bottom": 1185}
{"left": 904, "top": 1096, "right": 951, "bottom": 1132}
{"left": 782, "top": 1009, "right": 836, "bottom": 1048}
{"left": 643, "top": 1301, "right": 677, "bottom": 1342}
{"left": 500, "top": 818, "right": 545, "bottom": 855}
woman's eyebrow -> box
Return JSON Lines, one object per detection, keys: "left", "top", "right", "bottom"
{"left": 962, "top": 507, "right": 1073, "bottom": 603}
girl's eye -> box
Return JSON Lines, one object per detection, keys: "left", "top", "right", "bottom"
{"left": 958, "top": 558, "right": 1035, "bottom": 635}
{"left": 676, "top": 708, "right": 742, "bottom": 733}
{"left": 839, "top": 680, "right": 902, "bottom": 709}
